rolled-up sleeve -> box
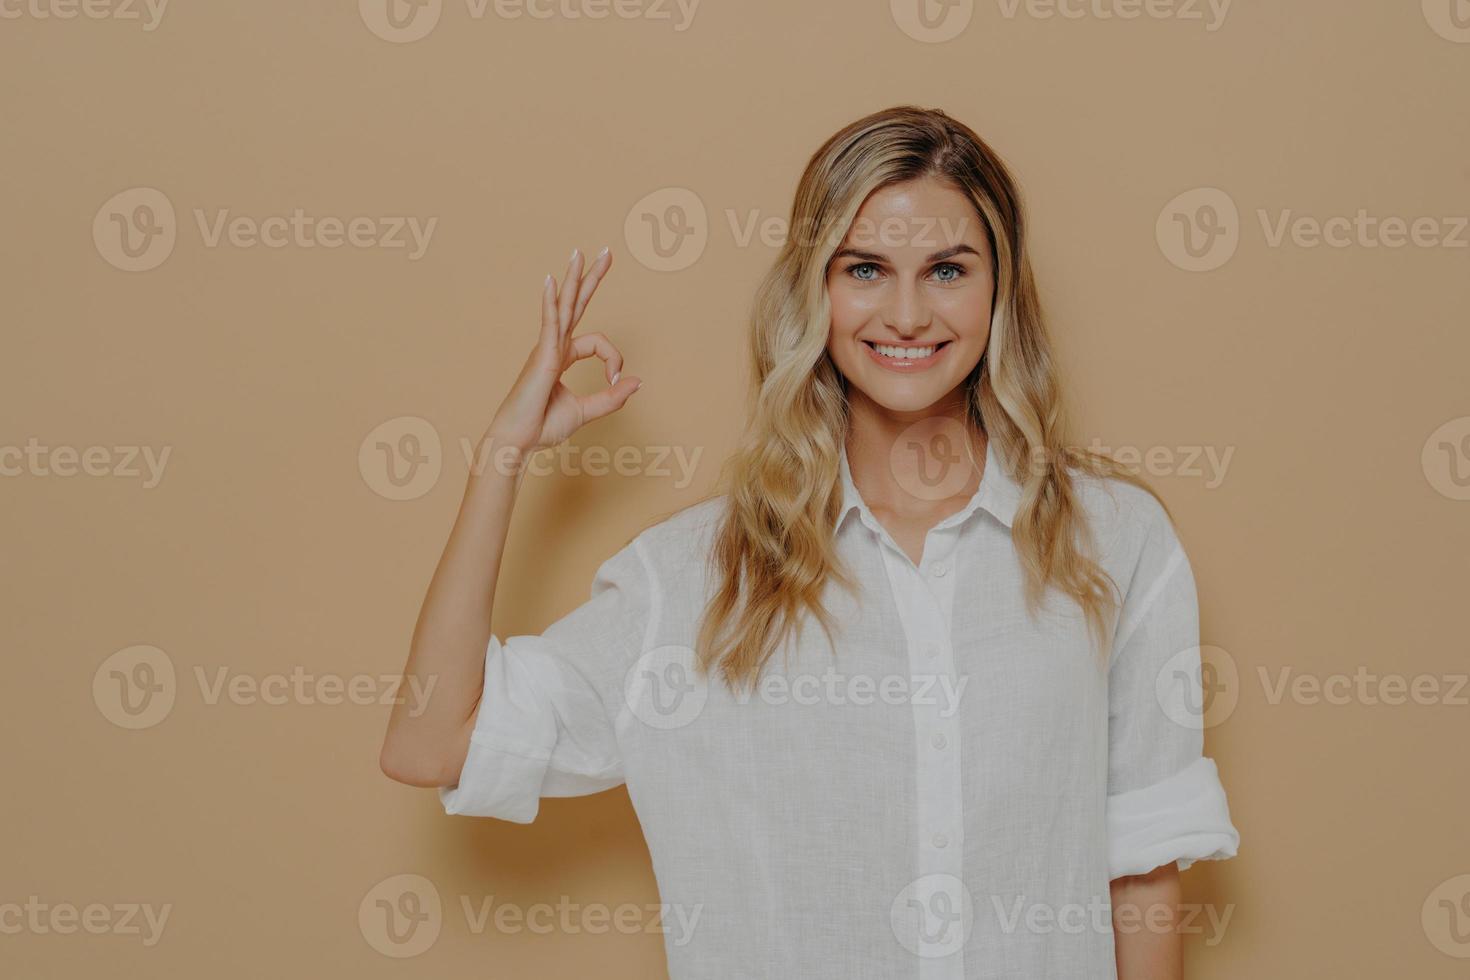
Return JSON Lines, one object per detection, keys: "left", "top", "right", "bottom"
{"left": 439, "top": 536, "right": 654, "bottom": 823}
{"left": 1105, "top": 496, "right": 1240, "bottom": 879}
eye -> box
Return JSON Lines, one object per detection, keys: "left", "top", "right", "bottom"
{"left": 847, "top": 262, "right": 882, "bottom": 282}
{"left": 931, "top": 262, "right": 966, "bottom": 283}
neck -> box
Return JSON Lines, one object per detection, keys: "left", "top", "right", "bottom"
{"left": 843, "top": 387, "right": 986, "bottom": 517}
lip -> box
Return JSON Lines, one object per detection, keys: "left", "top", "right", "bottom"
{"left": 860, "top": 339, "right": 951, "bottom": 372}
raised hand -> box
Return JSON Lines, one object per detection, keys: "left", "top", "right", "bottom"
{"left": 488, "top": 246, "right": 643, "bottom": 454}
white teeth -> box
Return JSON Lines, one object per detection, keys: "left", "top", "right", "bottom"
{"left": 873, "top": 343, "right": 937, "bottom": 360}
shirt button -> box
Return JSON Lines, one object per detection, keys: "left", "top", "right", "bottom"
{"left": 933, "top": 833, "right": 949, "bottom": 849}
{"left": 931, "top": 562, "right": 949, "bottom": 577}
{"left": 931, "top": 734, "right": 947, "bottom": 750}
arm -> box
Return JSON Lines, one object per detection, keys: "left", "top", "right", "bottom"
{"left": 1111, "top": 862, "right": 1182, "bottom": 980}
{"left": 378, "top": 245, "right": 643, "bottom": 787}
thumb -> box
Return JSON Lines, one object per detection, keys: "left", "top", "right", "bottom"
{"left": 578, "top": 375, "right": 643, "bottom": 424}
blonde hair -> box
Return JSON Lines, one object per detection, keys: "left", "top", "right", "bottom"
{"left": 676, "top": 105, "right": 1168, "bottom": 693}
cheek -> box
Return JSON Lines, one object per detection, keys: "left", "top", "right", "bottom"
{"left": 825, "top": 283, "right": 860, "bottom": 336}
{"left": 936, "top": 288, "right": 993, "bottom": 340}
{"left": 827, "top": 282, "right": 881, "bottom": 334}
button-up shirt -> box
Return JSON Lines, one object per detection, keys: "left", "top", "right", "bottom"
{"left": 440, "top": 437, "right": 1241, "bottom": 979}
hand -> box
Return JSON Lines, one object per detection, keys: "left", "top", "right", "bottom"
{"left": 487, "top": 246, "right": 642, "bottom": 455}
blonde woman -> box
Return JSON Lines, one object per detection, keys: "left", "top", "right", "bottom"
{"left": 380, "top": 105, "right": 1240, "bottom": 979}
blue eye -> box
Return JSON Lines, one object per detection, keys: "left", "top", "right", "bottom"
{"left": 932, "top": 262, "right": 965, "bottom": 283}
{"left": 849, "top": 262, "right": 880, "bottom": 281}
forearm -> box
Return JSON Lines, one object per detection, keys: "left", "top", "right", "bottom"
{"left": 1111, "top": 862, "right": 1183, "bottom": 980}
{"left": 379, "top": 432, "right": 530, "bottom": 786}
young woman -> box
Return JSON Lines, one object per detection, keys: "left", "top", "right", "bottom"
{"left": 380, "top": 105, "right": 1240, "bottom": 979}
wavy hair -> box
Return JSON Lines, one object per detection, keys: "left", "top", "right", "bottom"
{"left": 686, "top": 105, "right": 1168, "bottom": 693}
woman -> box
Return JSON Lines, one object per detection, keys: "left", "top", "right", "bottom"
{"left": 380, "top": 105, "right": 1241, "bottom": 979}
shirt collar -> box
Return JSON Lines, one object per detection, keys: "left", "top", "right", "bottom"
{"left": 837, "top": 434, "right": 1021, "bottom": 533}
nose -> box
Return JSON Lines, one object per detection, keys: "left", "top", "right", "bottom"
{"left": 882, "top": 276, "right": 931, "bottom": 335}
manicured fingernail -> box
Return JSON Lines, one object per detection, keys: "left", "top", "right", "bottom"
{"left": 570, "top": 248, "right": 580, "bottom": 262}
{"left": 635, "top": 380, "right": 644, "bottom": 391}
{"left": 611, "top": 370, "right": 621, "bottom": 384}
{"left": 598, "top": 246, "right": 609, "bottom": 259}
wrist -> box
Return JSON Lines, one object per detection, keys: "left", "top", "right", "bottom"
{"left": 469, "top": 429, "right": 537, "bottom": 481}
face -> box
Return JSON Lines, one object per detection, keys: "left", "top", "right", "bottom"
{"left": 824, "top": 177, "right": 995, "bottom": 415}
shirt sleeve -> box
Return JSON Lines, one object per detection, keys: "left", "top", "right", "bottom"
{"left": 1105, "top": 494, "right": 1241, "bottom": 879}
{"left": 438, "top": 535, "right": 654, "bottom": 823}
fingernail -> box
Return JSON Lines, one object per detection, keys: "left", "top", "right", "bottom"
{"left": 598, "top": 246, "right": 610, "bottom": 259}
{"left": 544, "top": 274, "right": 553, "bottom": 288}
{"left": 635, "top": 380, "right": 644, "bottom": 391}
{"left": 611, "top": 370, "right": 621, "bottom": 384}
{"left": 571, "top": 247, "right": 580, "bottom": 262}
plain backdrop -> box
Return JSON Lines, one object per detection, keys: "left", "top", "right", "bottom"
{"left": 3, "top": 1, "right": 1468, "bottom": 976}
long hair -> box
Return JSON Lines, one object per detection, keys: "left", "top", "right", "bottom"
{"left": 687, "top": 105, "right": 1168, "bottom": 693}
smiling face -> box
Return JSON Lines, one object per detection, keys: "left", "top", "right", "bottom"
{"left": 824, "top": 176, "right": 995, "bottom": 416}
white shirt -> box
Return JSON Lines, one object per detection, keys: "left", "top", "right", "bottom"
{"left": 440, "top": 437, "right": 1241, "bottom": 979}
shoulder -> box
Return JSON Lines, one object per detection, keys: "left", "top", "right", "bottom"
{"left": 1066, "top": 464, "right": 1180, "bottom": 566}
{"left": 608, "top": 492, "right": 731, "bottom": 584}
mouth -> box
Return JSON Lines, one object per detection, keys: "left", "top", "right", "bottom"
{"left": 861, "top": 339, "right": 952, "bottom": 372}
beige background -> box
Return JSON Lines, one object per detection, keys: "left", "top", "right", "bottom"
{"left": 4, "top": 0, "right": 1468, "bottom": 975}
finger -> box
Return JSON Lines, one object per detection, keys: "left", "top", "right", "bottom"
{"left": 577, "top": 374, "right": 643, "bottom": 425}
{"left": 538, "top": 273, "right": 558, "bottom": 345}
{"left": 563, "top": 332, "right": 624, "bottom": 384}
{"left": 557, "top": 248, "right": 584, "bottom": 337}
{"left": 569, "top": 246, "right": 611, "bottom": 331}
{"left": 532, "top": 272, "right": 561, "bottom": 372}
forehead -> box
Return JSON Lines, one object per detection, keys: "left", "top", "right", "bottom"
{"left": 841, "top": 177, "right": 985, "bottom": 254}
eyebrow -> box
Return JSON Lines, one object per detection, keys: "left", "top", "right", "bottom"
{"left": 830, "top": 244, "right": 982, "bottom": 264}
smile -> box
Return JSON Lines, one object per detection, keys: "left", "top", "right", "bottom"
{"left": 861, "top": 339, "right": 951, "bottom": 371}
